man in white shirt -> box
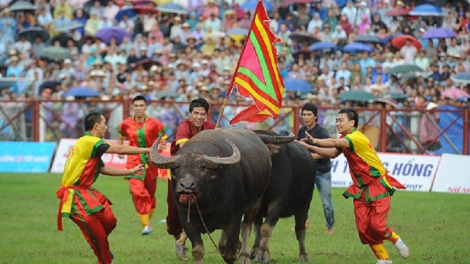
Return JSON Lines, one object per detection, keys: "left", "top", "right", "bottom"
{"left": 335, "top": 62, "right": 351, "bottom": 84}
{"left": 400, "top": 40, "right": 417, "bottom": 65}
{"left": 170, "top": 17, "right": 183, "bottom": 41}
{"left": 341, "top": 0, "right": 357, "bottom": 26}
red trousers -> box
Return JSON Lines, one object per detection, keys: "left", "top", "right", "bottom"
{"left": 353, "top": 191, "right": 393, "bottom": 245}
{"left": 166, "top": 179, "right": 183, "bottom": 237}
{"left": 128, "top": 169, "right": 157, "bottom": 215}
{"left": 71, "top": 194, "right": 116, "bottom": 264}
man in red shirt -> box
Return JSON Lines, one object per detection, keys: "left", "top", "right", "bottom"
{"left": 117, "top": 96, "right": 167, "bottom": 235}
{"left": 167, "top": 98, "right": 215, "bottom": 260}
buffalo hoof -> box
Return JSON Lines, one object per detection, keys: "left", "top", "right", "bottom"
{"left": 238, "top": 252, "right": 251, "bottom": 264}
{"left": 253, "top": 250, "right": 270, "bottom": 263}
{"left": 298, "top": 253, "right": 309, "bottom": 262}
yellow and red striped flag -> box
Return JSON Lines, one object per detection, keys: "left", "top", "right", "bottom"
{"left": 227, "top": 0, "right": 285, "bottom": 125}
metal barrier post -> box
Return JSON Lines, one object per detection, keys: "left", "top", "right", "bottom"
{"left": 379, "top": 109, "right": 387, "bottom": 152}
{"left": 409, "top": 110, "right": 421, "bottom": 154}
{"left": 463, "top": 109, "right": 469, "bottom": 155}
{"left": 293, "top": 106, "right": 301, "bottom": 136}
{"left": 32, "top": 100, "right": 40, "bottom": 142}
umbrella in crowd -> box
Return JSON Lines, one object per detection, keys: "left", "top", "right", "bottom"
{"left": 380, "top": 33, "right": 402, "bottom": 45}
{"left": 133, "top": 5, "right": 159, "bottom": 15}
{"left": 355, "top": 35, "right": 382, "bottom": 44}
{"left": 50, "top": 33, "right": 77, "bottom": 48}
{"left": 283, "top": 78, "right": 312, "bottom": 93}
{"left": 342, "top": 42, "right": 372, "bottom": 53}
{"left": 391, "top": 35, "right": 422, "bottom": 50}
{"left": 441, "top": 87, "right": 469, "bottom": 99}
{"left": 38, "top": 47, "right": 71, "bottom": 61}
{"left": 375, "top": 98, "right": 400, "bottom": 108}
{"left": 227, "top": 28, "right": 249, "bottom": 44}
{"left": 96, "top": 27, "right": 131, "bottom": 45}
{"left": 156, "top": 3, "right": 189, "bottom": 14}
{"left": 0, "top": 80, "right": 17, "bottom": 89}
{"left": 133, "top": 59, "right": 162, "bottom": 70}
{"left": 422, "top": 28, "right": 456, "bottom": 39}
{"left": 390, "top": 64, "right": 424, "bottom": 75}
{"left": 387, "top": 92, "right": 409, "bottom": 102}
{"left": 241, "top": 0, "right": 273, "bottom": 10}
{"left": 115, "top": 8, "right": 136, "bottom": 21}
{"left": 285, "top": 0, "right": 312, "bottom": 4}
{"left": 386, "top": 7, "right": 409, "bottom": 17}
{"left": 204, "top": 31, "right": 226, "bottom": 41}
{"left": 133, "top": 0, "right": 156, "bottom": 6}
{"left": 399, "top": 72, "right": 419, "bottom": 83}
{"left": 9, "top": 1, "right": 36, "bottom": 12}
{"left": 338, "top": 91, "right": 375, "bottom": 102}
{"left": 155, "top": 90, "right": 180, "bottom": 99}
{"left": 308, "top": 42, "right": 337, "bottom": 51}
{"left": 226, "top": 27, "right": 249, "bottom": 37}
{"left": 55, "top": 21, "right": 85, "bottom": 33}
{"left": 18, "top": 27, "right": 49, "bottom": 43}
{"left": 409, "top": 4, "right": 444, "bottom": 16}
{"left": 451, "top": 72, "right": 470, "bottom": 84}
{"left": 289, "top": 32, "right": 319, "bottom": 45}
{"left": 63, "top": 87, "right": 100, "bottom": 98}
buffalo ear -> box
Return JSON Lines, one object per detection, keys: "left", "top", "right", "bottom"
{"left": 266, "top": 143, "right": 280, "bottom": 155}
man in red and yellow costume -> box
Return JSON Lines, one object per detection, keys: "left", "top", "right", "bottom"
{"left": 57, "top": 112, "right": 152, "bottom": 264}
{"left": 295, "top": 108, "right": 410, "bottom": 264}
{"left": 117, "top": 95, "right": 167, "bottom": 235}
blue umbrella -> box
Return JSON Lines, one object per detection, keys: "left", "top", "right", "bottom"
{"left": 355, "top": 35, "right": 382, "bottom": 44}
{"left": 63, "top": 87, "right": 100, "bottom": 98}
{"left": 55, "top": 21, "right": 85, "bottom": 32}
{"left": 156, "top": 3, "right": 189, "bottom": 14}
{"left": 451, "top": 72, "right": 470, "bottom": 84}
{"left": 422, "top": 28, "right": 456, "bottom": 39}
{"left": 342, "top": 42, "right": 372, "bottom": 53}
{"left": 226, "top": 28, "right": 249, "bottom": 36}
{"left": 96, "top": 27, "right": 131, "bottom": 45}
{"left": 308, "top": 41, "right": 337, "bottom": 51}
{"left": 409, "top": 4, "right": 443, "bottom": 16}
{"left": 241, "top": 0, "right": 274, "bottom": 10}
{"left": 18, "top": 27, "right": 49, "bottom": 42}
{"left": 380, "top": 33, "right": 402, "bottom": 45}
{"left": 283, "top": 78, "right": 312, "bottom": 93}
{"left": 115, "top": 8, "right": 136, "bottom": 22}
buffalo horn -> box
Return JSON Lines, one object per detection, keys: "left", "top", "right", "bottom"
{"left": 150, "top": 134, "right": 179, "bottom": 169}
{"left": 203, "top": 140, "right": 241, "bottom": 169}
{"left": 256, "top": 130, "right": 295, "bottom": 144}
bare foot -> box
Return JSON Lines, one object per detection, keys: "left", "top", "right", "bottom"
{"left": 326, "top": 227, "right": 334, "bottom": 235}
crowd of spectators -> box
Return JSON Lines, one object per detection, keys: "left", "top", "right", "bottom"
{"left": 0, "top": 0, "right": 469, "bottom": 141}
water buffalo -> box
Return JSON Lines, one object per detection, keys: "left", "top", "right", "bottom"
{"left": 251, "top": 130, "right": 317, "bottom": 263}
{"left": 150, "top": 127, "right": 294, "bottom": 264}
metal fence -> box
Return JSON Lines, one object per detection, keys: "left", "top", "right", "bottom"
{"left": 1, "top": 99, "right": 468, "bottom": 155}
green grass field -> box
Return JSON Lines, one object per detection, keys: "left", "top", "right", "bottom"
{"left": 0, "top": 173, "right": 469, "bottom": 264}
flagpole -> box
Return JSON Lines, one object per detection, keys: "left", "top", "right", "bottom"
{"left": 215, "top": 1, "right": 263, "bottom": 128}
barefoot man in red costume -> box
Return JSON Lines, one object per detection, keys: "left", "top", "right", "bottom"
{"left": 296, "top": 108, "right": 410, "bottom": 264}
{"left": 56, "top": 112, "right": 155, "bottom": 264}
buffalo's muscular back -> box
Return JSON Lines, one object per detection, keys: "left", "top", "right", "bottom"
{"left": 173, "top": 127, "right": 272, "bottom": 229}
{"left": 251, "top": 130, "right": 316, "bottom": 262}
{"left": 258, "top": 130, "right": 316, "bottom": 218}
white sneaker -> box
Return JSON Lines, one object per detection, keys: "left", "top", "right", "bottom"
{"left": 394, "top": 237, "right": 409, "bottom": 259}
{"left": 142, "top": 225, "right": 152, "bottom": 235}
{"left": 376, "top": 260, "right": 392, "bottom": 264}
